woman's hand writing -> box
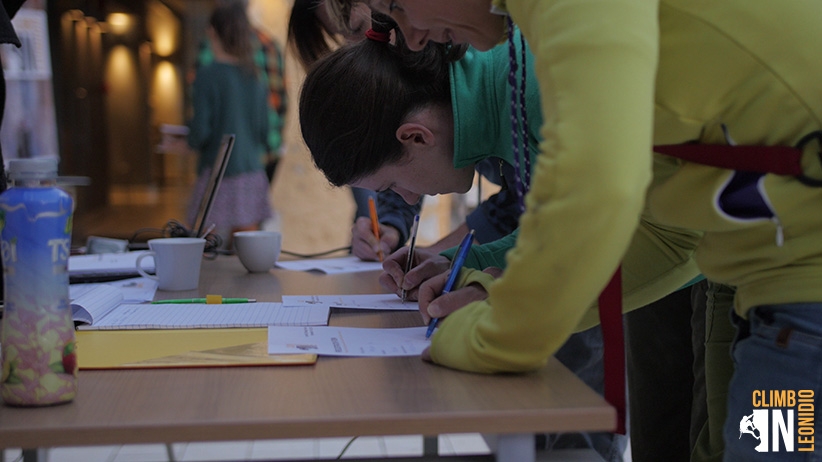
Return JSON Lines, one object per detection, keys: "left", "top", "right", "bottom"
{"left": 351, "top": 217, "right": 399, "bottom": 261}
{"left": 379, "top": 247, "right": 450, "bottom": 301}
{"left": 419, "top": 267, "right": 502, "bottom": 362}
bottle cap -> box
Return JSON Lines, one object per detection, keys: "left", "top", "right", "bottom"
{"left": 8, "top": 158, "right": 58, "bottom": 181}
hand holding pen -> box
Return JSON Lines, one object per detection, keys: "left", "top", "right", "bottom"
{"left": 351, "top": 217, "right": 400, "bottom": 261}
{"left": 368, "top": 196, "right": 384, "bottom": 262}
{"left": 378, "top": 247, "right": 450, "bottom": 299}
{"left": 400, "top": 215, "right": 421, "bottom": 302}
{"left": 425, "top": 230, "right": 475, "bottom": 339}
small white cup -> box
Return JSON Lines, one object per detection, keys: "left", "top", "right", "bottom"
{"left": 136, "top": 237, "right": 206, "bottom": 291}
{"left": 233, "top": 231, "right": 282, "bottom": 273}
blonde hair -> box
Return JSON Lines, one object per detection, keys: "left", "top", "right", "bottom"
{"left": 323, "top": 0, "right": 358, "bottom": 34}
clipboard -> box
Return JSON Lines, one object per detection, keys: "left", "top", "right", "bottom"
{"left": 76, "top": 328, "right": 316, "bottom": 369}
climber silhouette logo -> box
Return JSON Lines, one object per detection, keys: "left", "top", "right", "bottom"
{"left": 741, "top": 389, "right": 816, "bottom": 453}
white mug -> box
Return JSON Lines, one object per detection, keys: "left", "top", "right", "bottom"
{"left": 233, "top": 231, "right": 282, "bottom": 272}
{"left": 136, "top": 237, "right": 206, "bottom": 291}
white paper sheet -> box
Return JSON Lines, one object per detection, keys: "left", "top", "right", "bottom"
{"left": 276, "top": 256, "right": 383, "bottom": 274}
{"left": 267, "top": 326, "right": 430, "bottom": 357}
{"left": 281, "top": 294, "right": 419, "bottom": 311}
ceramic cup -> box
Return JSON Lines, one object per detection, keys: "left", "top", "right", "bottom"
{"left": 136, "top": 237, "right": 206, "bottom": 291}
{"left": 233, "top": 231, "right": 282, "bottom": 272}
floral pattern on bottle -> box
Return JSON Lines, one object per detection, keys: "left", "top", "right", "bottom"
{"left": 0, "top": 177, "right": 77, "bottom": 406}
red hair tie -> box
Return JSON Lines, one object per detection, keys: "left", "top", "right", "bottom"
{"left": 365, "top": 28, "right": 390, "bottom": 43}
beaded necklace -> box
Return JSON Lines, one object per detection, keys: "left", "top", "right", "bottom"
{"left": 506, "top": 16, "right": 531, "bottom": 213}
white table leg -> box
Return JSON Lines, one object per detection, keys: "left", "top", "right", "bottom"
{"left": 483, "top": 433, "right": 535, "bottom": 462}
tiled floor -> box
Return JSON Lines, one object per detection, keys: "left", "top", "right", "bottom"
{"left": 2, "top": 434, "right": 491, "bottom": 461}
{"left": 3, "top": 435, "right": 632, "bottom": 461}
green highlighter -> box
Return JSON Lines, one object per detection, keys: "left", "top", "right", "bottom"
{"left": 151, "top": 295, "right": 256, "bottom": 304}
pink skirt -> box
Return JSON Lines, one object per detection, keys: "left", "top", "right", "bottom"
{"left": 186, "top": 169, "right": 273, "bottom": 232}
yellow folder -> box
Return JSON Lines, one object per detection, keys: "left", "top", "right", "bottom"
{"left": 76, "top": 328, "right": 317, "bottom": 369}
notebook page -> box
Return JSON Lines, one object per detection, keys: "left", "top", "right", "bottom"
{"left": 70, "top": 284, "right": 124, "bottom": 325}
{"left": 78, "top": 302, "right": 330, "bottom": 330}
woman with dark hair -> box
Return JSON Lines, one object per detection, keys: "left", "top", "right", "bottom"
{"left": 300, "top": 25, "right": 451, "bottom": 191}
{"left": 286, "top": 0, "right": 395, "bottom": 249}
{"left": 191, "top": 0, "right": 287, "bottom": 187}
{"left": 184, "top": 2, "right": 272, "bottom": 246}
{"left": 291, "top": 4, "right": 524, "bottom": 259}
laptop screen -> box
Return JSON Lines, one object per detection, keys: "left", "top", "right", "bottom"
{"left": 190, "top": 134, "right": 235, "bottom": 237}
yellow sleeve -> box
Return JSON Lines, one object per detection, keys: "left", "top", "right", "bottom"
{"left": 430, "top": 0, "right": 661, "bottom": 373}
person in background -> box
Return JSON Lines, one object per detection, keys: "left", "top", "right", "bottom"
{"left": 192, "top": 0, "right": 287, "bottom": 186}
{"left": 326, "top": 1, "right": 821, "bottom": 461}
{"left": 0, "top": 0, "right": 28, "bottom": 302}
{"left": 0, "top": 1, "right": 26, "bottom": 173}
{"left": 185, "top": 2, "right": 272, "bottom": 246}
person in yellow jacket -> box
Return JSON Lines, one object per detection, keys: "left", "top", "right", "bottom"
{"left": 329, "top": 1, "right": 821, "bottom": 460}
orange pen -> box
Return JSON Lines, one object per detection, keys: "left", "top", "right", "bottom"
{"left": 368, "top": 196, "right": 384, "bottom": 262}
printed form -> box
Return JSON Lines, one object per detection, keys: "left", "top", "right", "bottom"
{"left": 276, "top": 256, "right": 383, "bottom": 274}
{"left": 267, "top": 326, "right": 430, "bottom": 357}
{"left": 282, "top": 294, "right": 419, "bottom": 311}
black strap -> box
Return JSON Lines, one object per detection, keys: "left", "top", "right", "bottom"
{"left": 598, "top": 266, "right": 625, "bottom": 434}
{"left": 653, "top": 144, "right": 802, "bottom": 175}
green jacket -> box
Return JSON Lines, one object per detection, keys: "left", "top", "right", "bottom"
{"left": 444, "top": 28, "right": 702, "bottom": 311}
{"left": 195, "top": 31, "right": 287, "bottom": 156}
{"left": 188, "top": 62, "right": 268, "bottom": 176}
{"left": 431, "top": 0, "right": 821, "bottom": 373}
{"left": 449, "top": 29, "right": 542, "bottom": 248}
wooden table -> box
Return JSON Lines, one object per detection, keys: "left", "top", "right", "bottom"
{"left": 0, "top": 255, "right": 615, "bottom": 461}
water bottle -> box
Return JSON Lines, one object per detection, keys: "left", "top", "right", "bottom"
{"left": 0, "top": 158, "right": 76, "bottom": 406}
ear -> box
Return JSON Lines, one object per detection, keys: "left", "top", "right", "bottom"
{"left": 396, "top": 123, "right": 435, "bottom": 149}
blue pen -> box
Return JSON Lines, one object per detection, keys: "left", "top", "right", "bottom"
{"left": 426, "top": 229, "right": 475, "bottom": 339}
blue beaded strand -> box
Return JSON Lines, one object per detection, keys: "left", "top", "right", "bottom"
{"left": 506, "top": 16, "right": 531, "bottom": 214}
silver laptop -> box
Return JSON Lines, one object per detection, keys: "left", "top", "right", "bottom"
{"left": 189, "top": 133, "right": 235, "bottom": 237}
{"left": 69, "top": 134, "right": 235, "bottom": 283}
